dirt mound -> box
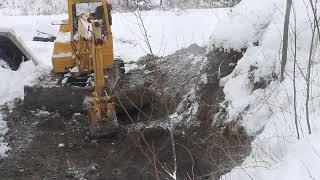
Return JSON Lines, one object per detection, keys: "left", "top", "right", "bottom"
{"left": 0, "top": 44, "right": 252, "bottom": 180}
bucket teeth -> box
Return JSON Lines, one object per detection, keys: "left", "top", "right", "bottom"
{"left": 87, "top": 91, "right": 119, "bottom": 137}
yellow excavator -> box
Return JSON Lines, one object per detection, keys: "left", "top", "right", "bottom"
{"left": 24, "top": 0, "right": 124, "bottom": 136}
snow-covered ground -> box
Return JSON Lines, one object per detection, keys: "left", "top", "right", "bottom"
{"left": 113, "top": 9, "right": 228, "bottom": 61}
{"left": 208, "top": 0, "right": 320, "bottom": 179}
{"left": 0, "top": 9, "right": 228, "bottom": 157}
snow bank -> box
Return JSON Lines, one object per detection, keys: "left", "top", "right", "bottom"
{"left": 0, "top": 61, "right": 39, "bottom": 104}
{"left": 209, "top": 0, "right": 278, "bottom": 50}
{"left": 208, "top": 0, "right": 320, "bottom": 179}
{"left": 0, "top": 27, "right": 40, "bottom": 65}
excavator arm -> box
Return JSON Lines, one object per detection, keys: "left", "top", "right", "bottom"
{"left": 73, "top": 1, "right": 118, "bottom": 135}
{"left": 88, "top": 18, "right": 118, "bottom": 135}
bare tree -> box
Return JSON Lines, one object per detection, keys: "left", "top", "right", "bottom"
{"left": 305, "top": 15, "right": 317, "bottom": 135}
{"left": 291, "top": 4, "right": 300, "bottom": 139}
{"left": 132, "top": 9, "right": 154, "bottom": 56}
{"left": 308, "top": 0, "right": 320, "bottom": 40}
{"left": 280, "top": 0, "right": 292, "bottom": 81}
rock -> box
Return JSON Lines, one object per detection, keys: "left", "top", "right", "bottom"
{"left": 37, "top": 116, "right": 65, "bottom": 130}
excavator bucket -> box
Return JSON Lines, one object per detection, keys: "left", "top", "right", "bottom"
{"left": 0, "top": 28, "right": 38, "bottom": 70}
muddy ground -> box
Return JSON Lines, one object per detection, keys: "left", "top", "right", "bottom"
{"left": 0, "top": 44, "right": 252, "bottom": 180}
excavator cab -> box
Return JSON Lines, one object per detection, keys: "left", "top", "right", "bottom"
{"left": 72, "top": 2, "right": 112, "bottom": 37}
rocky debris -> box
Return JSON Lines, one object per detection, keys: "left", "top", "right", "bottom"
{"left": 0, "top": 44, "right": 252, "bottom": 180}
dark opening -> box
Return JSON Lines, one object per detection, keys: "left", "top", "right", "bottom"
{"left": 0, "top": 35, "right": 27, "bottom": 71}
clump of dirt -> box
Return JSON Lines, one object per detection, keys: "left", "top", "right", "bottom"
{"left": 0, "top": 44, "right": 252, "bottom": 180}
{"left": 198, "top": 47, "right": 246, "bottom": 128}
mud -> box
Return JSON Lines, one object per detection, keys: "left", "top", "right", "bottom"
{"left": 0, "top": 44, "right": 252, "bottom": 180}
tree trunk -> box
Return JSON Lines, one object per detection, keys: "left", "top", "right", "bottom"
{"left": 280, "top": 0, "right": 292, "bottom": 81}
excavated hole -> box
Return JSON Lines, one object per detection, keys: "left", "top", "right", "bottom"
{"left": 114, "top": 86, "right": 179, "bottom": 125}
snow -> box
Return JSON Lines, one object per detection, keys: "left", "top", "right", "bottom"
{"left": 58, "top": 143, "right": 65, "bottom": 148}
{"left": 0, "top": 114, "right": 9, "bottom": 158}
{"left": 0, "top": 8, "right": 228, "bottom": 158}
{"left": 77, "top": 17, "right": 93, "bottom": 40}
{"left": 0, "top": 59, "right": 10, "bottom": 69}
{"left": 208, "top": 0, "right": 277, "bottom": 51}
{"left": 0, "top": 61, "right": 38, "bottom": 104}
{"left": 55, "top": 32, "right": 71, "bottom": 43}
{"left": 124, "top": 63, "right": 139, "bottom": 73}
{"left": 113, "top": 9, "right": 228, "bottom": 62}
{"left": 33, "top": 110, "right": 51, "bottom": 117}
{"left": 200, "top": 73, "right": 208, "bottom": 84}
{"left": 52, "top": 52, "right": 73, "bottom": 58}
{"left": 207, "top": 0, "right": 320, "bottom": 179}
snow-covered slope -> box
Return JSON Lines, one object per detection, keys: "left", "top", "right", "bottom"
{"left": 208, "top": 0, "right": 320, "bottom": 179}
{"left": 0, "top": 9, "right": 228, "bottom": 158}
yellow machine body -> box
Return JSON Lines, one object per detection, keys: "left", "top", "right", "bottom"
{"left": 50, "top": 0, "right": 118, "bottom": 134}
